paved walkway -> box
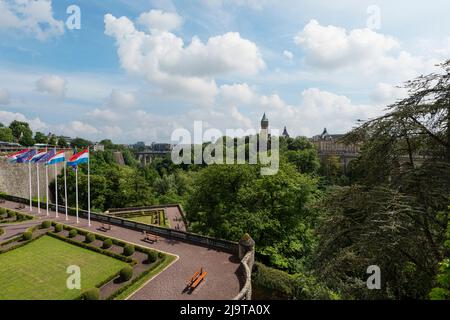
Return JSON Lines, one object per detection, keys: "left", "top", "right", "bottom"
{"left": 0, "top": 201, "right": 242, "bottom": 300}
{"left": 165, "top": 206, "right": 186, "bottom": 231}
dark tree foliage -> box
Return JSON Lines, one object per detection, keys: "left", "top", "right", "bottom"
{"left": 317, "top": 60, "right": 450, "bottom": 299}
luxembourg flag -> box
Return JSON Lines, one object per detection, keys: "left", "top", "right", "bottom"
{"left": 6, "top": 149, "right": 30, "bottom": 163}
{"left": 47, "top": 150, "right": 66, "bottom": 165}
{"left": 67, "top": 149, "right": 89, "bottom": 166}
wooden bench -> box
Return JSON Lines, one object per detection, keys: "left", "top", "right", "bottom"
{"left": 191, "top": 271, "right": 207, "bottom": 290}
{"left": 98, "top": 223, "right": 112, "bottom": 232}
{"left": 142, "top": 231, "right": 158, "bottom": 243}
{"left": 186, "top": 268, "right": 207, "bottom": 291}
{"left": 15, "top": 203, "right": 25, "bottom": 210}
{"left": 0, "top": 199, "right": 5, "bottom": 204}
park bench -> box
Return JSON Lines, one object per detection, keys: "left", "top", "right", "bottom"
{"left": 0, "top": 199, "right": 5, "bottom": 204}
{"left": 142, "top": 231, "right": 158, "bottom": 243}
{"left": 186, "top": 268, "right": 207, "bottom": 291}
{"left": 98, "top": 223, "right": 112, "bottom": 232}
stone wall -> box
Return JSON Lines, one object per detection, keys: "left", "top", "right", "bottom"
{"left": 0, "top": 158, "right": 63, "bottom": 201}
{"left": 234, "top": 235, "right": 255, "bottom": 300}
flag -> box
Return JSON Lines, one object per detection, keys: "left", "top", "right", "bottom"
{"left": 37, "top": 149, "right": 55, "bottom": 163}
{"left": 16, "top": 149, "right": 37, "bottom": 163}
{"left": 67, "top": 149, "right": 88, "bottom": 166}
{"left": 6, "top": 149, "right": 30, "bottom": 163}
{"left": 30, "top": 150, "right": 48, "bottom": 163}
{"left": 47, "top": 150, "right": 66, "bottom": 165}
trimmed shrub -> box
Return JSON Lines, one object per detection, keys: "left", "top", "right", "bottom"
{"left": 22, "top": 231, "right": 32, "bottom": 241}
{"left": 147, "top": 251, "right": 158, "bottom": 263}
{"left": 123, "top": 244, "right": 135, "bottom": 256}
{"left": 102, "top": 238, "right": 113, "bottom": 249}
{"left": 54, "top": 224, "right": 63, "bottom": 233}
{"left": 7, "top": 211, "right": 16, "bottom": 218}
{"left": 0, "top": 208, "right": 7, "bottom": 215}
{"left": 81, "top": 288, "right": 99, "bottom": 300}
{"left": 41, "top": 221, "right": 51, "bottom": 229}
{"left": 85, "top": 233, "right": 95, "bottom": 243}
{"left": 158, "top": 252, "right": 164, "bottom": 259}
{"left": 119, "top": 266, "right": 133, "bottom": 282}
{"left": 68, "top": 229, "right": 78, "bottom": 238}
{"left": 0, "top": 227, "right": 4, "bottom": 236}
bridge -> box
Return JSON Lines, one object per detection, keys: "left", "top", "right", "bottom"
{"left": 136, "top": 150, "right": 171, "bottom": 165}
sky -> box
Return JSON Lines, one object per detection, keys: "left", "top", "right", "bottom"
{"left": 0, "top": 0, "right": 449, "bottom": 144}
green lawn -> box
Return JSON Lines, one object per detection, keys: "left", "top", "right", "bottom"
{"left": 128, "top": 213, "right": 169, "bottom": 228}
{"left": 0, "top": 236, "right": 127, "bottom": 300}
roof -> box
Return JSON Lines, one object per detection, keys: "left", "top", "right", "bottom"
{"left": 261, "top": 113, "right": 268, "bottom": 122}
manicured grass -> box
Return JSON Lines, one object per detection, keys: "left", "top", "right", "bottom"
{"left": 128, "top": 214, "right": 169, "bottom": 228}
{"left": 0, "top": 235, "right": 127, "bottom": 300}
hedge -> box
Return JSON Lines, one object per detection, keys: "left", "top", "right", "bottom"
{"left": 147, "top": 251, "right": 158, "bottom": 263}
{"left": 123, "top": 244, "right": 135, "bottom": 256}
{"left": 120, "top": 266, "right": 133, "bottom": 282}
{"left": 81, "top": 288, "right": 100, "bottom": 300}
{"left": 54, "top": 224, "right": 63, "bottom": 233}
{"left": 102, "top": 238, "right": 112, "bottom": 249}
{"left": 22, "top": 231, "right": 32, "bottom": 241}
{"left": 251, "top": 262, "right": 338, "bottom": 300}
{"left": 85, "top": 233, "right": 95, "bottom": 243}
{"left": 0, "top": 227, "right": 4, "bottom": 236}
{"left": 107, "top": 256, "right": 166, "bottom": 300}
{"left": 41, "top": 221, "right": 51, "bottom": 229}
{"left": 68, "top": 229, "right": 77, "bottom": 238}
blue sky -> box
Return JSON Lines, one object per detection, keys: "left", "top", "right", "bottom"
{"left": 0, "top": 0, "right": 449, "bottom": 144}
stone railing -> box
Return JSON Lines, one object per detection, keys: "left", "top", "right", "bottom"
{"left": 233, "top": 235, "right": 255, "bottom": 300}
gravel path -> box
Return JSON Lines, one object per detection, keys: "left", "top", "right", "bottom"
{"left": 0, "top": 201, "right": 241, "bottom": 300}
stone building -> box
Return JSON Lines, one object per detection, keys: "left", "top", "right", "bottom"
{"left": 310, "top": 128, "right": 360, "bottom": 155}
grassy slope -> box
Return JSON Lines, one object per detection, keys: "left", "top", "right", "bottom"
{"left": 0, "top": 236, "right": 127, "bottom": 300}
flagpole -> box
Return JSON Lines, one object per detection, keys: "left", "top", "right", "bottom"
{"left": 75, "top": 166, "right": 79, "bottom": 223}
{"left": 64, "top": 157, "right": 68, "bottom": 221}
{"left": 36, "top": 162, "right": 40, "bottom": 213}
{"left": 54, "top": 148, "right": 58, "bottom": 218}
{"left": 28, "top": 160, "right": 32, "bottom": 212}
{"left": 46, "top": 162, "right": 49, "bottom": 216}
{"left": 87, "top": 147, "right": 91, "bottom": 227}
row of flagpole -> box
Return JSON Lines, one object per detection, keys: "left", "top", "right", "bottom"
{"left": 5, "top": 147, "right": 90, "bottom": 226}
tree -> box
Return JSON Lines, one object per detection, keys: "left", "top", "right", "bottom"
{"left": 34, "top": 132, "right": 48, "bottom": 144}
{"left": 9, "top": 120, "right": 34, "bottom": 146}
{"left": 71, "top": 137, "right": 91, "bottom": 149}
{"left": 0, "top": 126, "right": 14, "bottom": 142}
{"left": 316, "top": 60, "right": 450, "bottom": 299}
{"left": 57, "top": 136, "right": 68, "bottom": 148}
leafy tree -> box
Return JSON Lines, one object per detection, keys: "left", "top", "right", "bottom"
{"left": 9, "top": 120, "right": 34, "bottom": 146}
{"left": 316, "top": 60, "right": 450, "bottom": 299}
{"left": 71, "top": 137, "right": 91, "bottom": 149}
{"left": 57, "top": 136, "right": 68, "bottom": 148}
{"left": 34, "top": 132, "right": 48, "bottom": 144}
{"left": 0, "top": 126, "right": 14, "bottom": 142}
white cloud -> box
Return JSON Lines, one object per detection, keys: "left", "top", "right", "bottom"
{"left": 104, "top": 12, "right": 264, "bottom": 105}
{"left": 370, "top": 82, "right": 408, "bottom": 104}
{"left": 57, "top": 121, "right": 99, "bottom": 137}
{"left": 295, "top": 19, "right": 399, "bottom": 69}
{"left": 107, "top": 89, "right": 136, "bottom": 109}
{"left": 283, "top": 50, "right": 293, "bottom": 60}
{"left": 220, "top": 83, "right": 255, "bottom": 105}
{"left": 0, "top": 0, "right": 64, "bottom": 40}
{"left": 0, "top": 88, "right": 10, "bottom": 105}
{"left": 0, "top": 110, "right": 46, "bottom": 131}
{"left": 86, "top": 108, "right": 119, "bottom": 122}
{"left": 35, "top": 75, "right": 66, "bottom": 97}
{"left": 137, "top": 10, "right": 183, "bottom": 32}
